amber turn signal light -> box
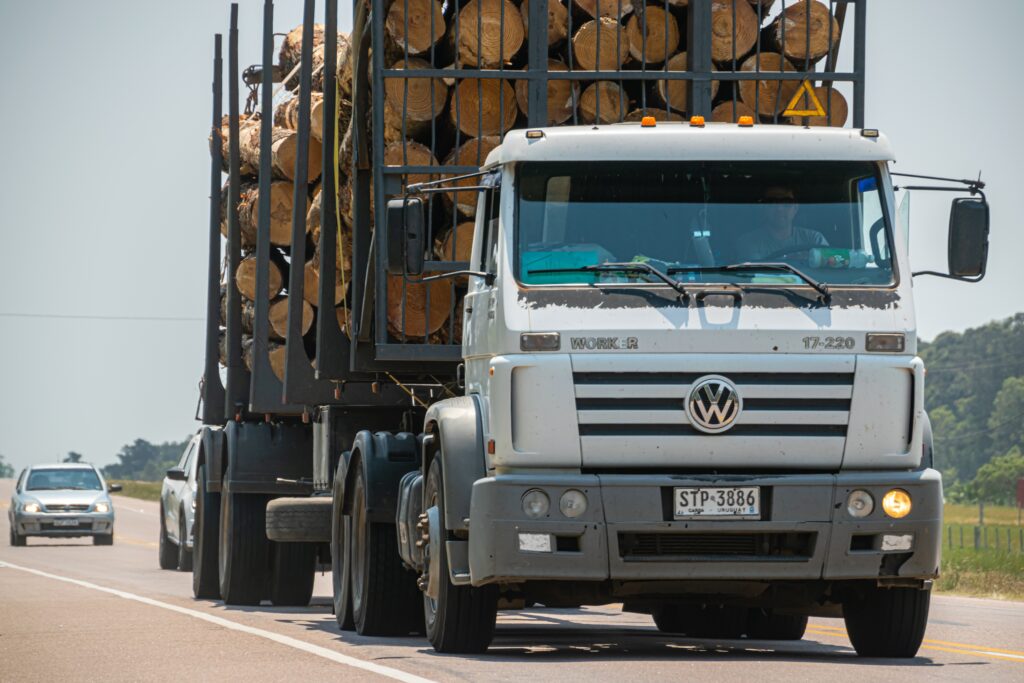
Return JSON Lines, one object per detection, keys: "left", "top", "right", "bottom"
{"left": 689, "top": 115, "right": 705, "bottom": 127}
{"left": 640, "top": 116, "right": 657, "bottom": 127}
{"left": 738, "top": 115, "right": 754, "bottom": 127}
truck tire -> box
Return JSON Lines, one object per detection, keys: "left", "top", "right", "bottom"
{"left": 745, "top": 609, "right": 807, "bottom": 640}
{"left": 266, "top": 496, "right": 332, "bottom": 543}
{"left": 192, "top": 463, "right": 221, "bottom": 599}
{"left": 655, "top": 604, "right": 744, "bottom": 639}
{"left": 844, "top": 586, "right": 930, "bottom": 658}
{"left": 350, "top": 460, "right": 422, "bottom": 636}
{"left": 158, "top": 503, "right": 178, "bottom": 569}
{"left": 268, "top": 541, "right": 316, "bottom": 606}
{"left": 177, "top": 513, "right": 193, "bottom": 572}
{"left": 331, "top": 470, "right": 355, "bottom": 630}
{"left": 218, "top": 492, "right": 270, "bottom": 606}
{"left": 422, "top": 458, "right": 498, "bottom": 654}
{"left": 652, "top": 604, "right": 695, "bottom": 634}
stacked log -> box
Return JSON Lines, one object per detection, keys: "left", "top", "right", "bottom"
{"left": 215, "top": 4, "right": 852, "bottom": 364}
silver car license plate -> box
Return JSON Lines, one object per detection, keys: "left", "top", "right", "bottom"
{"left": 674, "top": 487, "right": 760, "bottom": 519}
{"left": 53, "top": 518, "right": 80, "bottom": 527}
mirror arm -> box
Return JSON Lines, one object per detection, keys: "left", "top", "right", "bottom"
{"left": 911, "top": 270, "right": 986, "bottom": 283}
{"left": 420, "top": 270, "right": 495, "bottom": 286}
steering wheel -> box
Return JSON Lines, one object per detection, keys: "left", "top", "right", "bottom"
{"left": 758, "top": 243, "right": 824, "bottom": 261}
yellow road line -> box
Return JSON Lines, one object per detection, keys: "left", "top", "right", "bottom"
{"left": 806, "top": 626, "right": 1024, "bottom": 663}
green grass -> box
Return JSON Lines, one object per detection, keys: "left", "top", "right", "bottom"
{"left": 109, "top": 480, "right": 162, "bottom": 502}
{"left": 937, "top": 503, "right": 1024, "bottom": 601}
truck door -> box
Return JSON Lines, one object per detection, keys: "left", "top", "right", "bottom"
{"left": 463, "top": 183, "right": 500, "bottom": 393}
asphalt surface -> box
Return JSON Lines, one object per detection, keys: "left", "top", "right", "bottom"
{"left": 1, "top": 478, "right": 1022, "bottom": 682}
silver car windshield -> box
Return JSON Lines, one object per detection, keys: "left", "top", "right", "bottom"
{"left": 516, "top": 161, "right": 894, "bottom": 288}
{"left": 26, "top": 468, "right": 102, "bottom": 491}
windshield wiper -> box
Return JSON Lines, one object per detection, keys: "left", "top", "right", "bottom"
{"left": 528, "top": 262, "right": 689, "bottom": 297}
{"left": 668, "top": 263, "right": 831, "bottom": 302}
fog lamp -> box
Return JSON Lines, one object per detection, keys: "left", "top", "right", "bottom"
{"left": 882, "top": 489, "right": 912, "bottom": 519}
{"left": 559, "top": 490, "right": 587, "bottom": 518}
{"left": 23, "top": 502, "right": 41, "bottom": 513}
{"left": 522, "top": 489, "right": 550, "bottom": 518}
{"left": 846, "top": 489, "right": 874, "bottom": 518}
{"left": 94, "top": 502, "right": 110, "bottom": 513}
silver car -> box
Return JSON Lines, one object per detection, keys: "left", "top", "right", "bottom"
{"left": 8, "top": 463, "right": 120, "bottom": 546}
{"left": 159, "top": 433, "right": 199, "bottom": 571}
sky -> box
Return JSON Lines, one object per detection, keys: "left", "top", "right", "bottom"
{"left": 1, "top": 0, "right": 1022, "bottom": 473}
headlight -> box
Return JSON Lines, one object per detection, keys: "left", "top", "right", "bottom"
{"left": 22, "top": 502, "right": 41, "bottom": 513}
{"left": 846, "top": 490, "right": 874, "bottom": 518}
{"left": 882, "top": 489, "right": 912, "bottom": 518}
{"left": 521, "top": 489, "right": 550, "bottom": 519}
{"left": 559, "top": 490, "right": 588, "bottom": 518}
{"left": 94, "top": 502, "right": 110, "bottom": 513}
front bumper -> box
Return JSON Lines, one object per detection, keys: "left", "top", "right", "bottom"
{"left": 467, "top": 469, "right": 941, "bottom": 586}
{"left": 13, "top": 511, "right": 114, "bottom": 537}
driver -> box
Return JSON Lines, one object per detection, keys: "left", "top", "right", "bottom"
{"left": 738, "top": 186, "right": 828, "bottom": 261}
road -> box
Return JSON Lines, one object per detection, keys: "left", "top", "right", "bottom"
{"left": 2, "top": 479, "right": 1022, "bottom": 682}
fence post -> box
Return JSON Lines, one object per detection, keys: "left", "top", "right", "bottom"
{"left": 947, "top": 526, "right": 953, "bottom": 548}
{"left": 996, "top": 528, "right": 1000, "bottom": 551}
{"left": 960, "top": 526, "right": 964, "bottom": 548}
{"left": 974, "top": 526, "right": 980, "bottom": 550}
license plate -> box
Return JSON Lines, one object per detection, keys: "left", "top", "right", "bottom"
{"left": 53, "top": 519, "right": 80, "bottom": 527}
{"left": 674, "top": 487, "right": 760, "bottom": 519}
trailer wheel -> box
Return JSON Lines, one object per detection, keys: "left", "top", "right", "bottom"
{"left": 218, "top": 492, "right": 269, "bottom": 606}
{"left": 350, "top": 460, "right": 422, "bottom": 636}
{"left": 844, "top": 586, "right": 930, "bottom": 658}
{"left": 177, "top": 513, "right": 193, "bottom": 572}
{"left": 192, "top": 463, "right": 221, "bottom": 599}
{"left": 158, "top": 503, "right": 178, "bottom": 569}
{"left": 331, "top": 469, "right": 354, "bottom": 630}
{"left": 268, "top": 541, "right": 316, "bottom": 606}
{"left": 745, "top": 609, "right": 807, "bottom": 640}
{"left": 422, "top": 458, "right": 497, "bottom": 654}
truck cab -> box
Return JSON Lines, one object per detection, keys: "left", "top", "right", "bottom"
{"left": 390, "top": 121, "right": 989, "bottom": 656}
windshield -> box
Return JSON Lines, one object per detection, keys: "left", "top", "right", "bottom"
{"left": 26, "top": 468, "right": 102, "bottom": 491}
{"left": 516, "top": 161, "right": 894, "bottom": 288}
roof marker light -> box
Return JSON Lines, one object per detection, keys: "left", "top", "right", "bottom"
{"left": 640, "top": 116, "right": 656, "bottom": 127}
{"left": 738, "top": 115, "right": 754, "bottom": 127}
{"left": 861, "top": 129, "right": 879, "bottom": 138}
{"left": 526, "top": 130, "right": 544, "bottom": 139}
{"left": 689, "top": 115, "right": 705, "bottom": 127}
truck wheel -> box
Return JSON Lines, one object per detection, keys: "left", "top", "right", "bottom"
{"left": 268, "top": 541, "right": 316, "bottom": 606}
{"left": 177, "top": 513, "right": 193, "bottom": 572}
{"left": 192, "top": 463, "right": 221, "bottom": 599}
{"left": 659, "top": 604, "right": 744, "bottom": 639}
{"left": 94, "top": 531, "right": 114, "bottom": 546}
{"left": 844, "top": 586, "right": 930, "bottom": 658}
{"left": 350, "top": 460, "right": 422, "bottom": 636}
{"left": 331, "top": 469, "right": 354, "bottom": 630}
{"left": 266, "top": 497, "right": 332, "bottom": 543}
{"left": 422, "top": 458, "right": 498, "bottom": 654}
{"left": 218, "top": 492, "right": 270, "bottom": 606}
{"left": 745, "top": 609, "right": 807, "bottom": 640}
{"left": 158, "top": 503, "right": 178, "bottom": 569}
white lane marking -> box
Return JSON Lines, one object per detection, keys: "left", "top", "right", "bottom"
{"left": 0, "top": 560, "right": 435, "bottom": 683}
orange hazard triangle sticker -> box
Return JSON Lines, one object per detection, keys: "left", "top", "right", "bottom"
{"left": 782, "top": 80, "right": 826, "bottom": 117}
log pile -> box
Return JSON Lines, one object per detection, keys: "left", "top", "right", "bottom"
{"left": 215, "top": 3, "right": 850, "bottom": 365}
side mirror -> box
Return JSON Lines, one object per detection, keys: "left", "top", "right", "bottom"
{"left": 108, "top": 483, "right": 123, "bottom": 493}
{"left": 165, "top": 467, "right": 187, "bottom": 482}
{"left": 385, "top": 197, "right": 425, "bottom": 276}
{"left": 948, "top": 197, "right": 989, "bottom": 278}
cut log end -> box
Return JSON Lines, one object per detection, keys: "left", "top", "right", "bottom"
{"left": 625, "top": 6, "right": 680, "bottom": 65}
{"left": 385, "top": 0, "right": 446, "bottom": 55}
{"left": 235, "top": 256, "right": 283, "bottom": 301}
{"left": 450, "top": 79, "right": 518, "bottom": 138}
{"left": 572, "top": 18, "right": 632, "bottom": 71}
{"left": 386, "top": 274, "right": 453, "bottom": 339}
{"left": 578, "top": 81, "right": 628, "bottom": 124}
{"left": 458, "top": 0, "right": 525, "bottom": 68}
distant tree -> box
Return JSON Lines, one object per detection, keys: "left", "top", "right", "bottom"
{"left": 0, "top": 453, "right": 13, "bottom": 479}
{"left": 103, "top": 438, "right": 189, "bottom": 481}
{"left": 989, "top": 377, "right": 1024, "bottom": 453}
{"left": 970, "top": 447, "right": 1024, "bottom": 505}
{"left": 63, "top": 451, "right": 84, "bottom": 463}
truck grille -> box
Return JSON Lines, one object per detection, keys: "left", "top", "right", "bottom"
{"left": 618, "top": 532, "right": 815, "bottom": 561}
{"left": 572, "top": 355, "right": 855, "bottom": 467}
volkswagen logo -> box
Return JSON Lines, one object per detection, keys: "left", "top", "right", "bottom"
{"left": 686, "top": 375, "right": 742, "bottom": 434}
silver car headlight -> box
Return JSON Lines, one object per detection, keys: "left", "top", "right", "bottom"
{"left": 94, "top": 502, "right": 110, "bottom": 513}
{"left": 23, "top": 502, "right": 41, "bottom": 513}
